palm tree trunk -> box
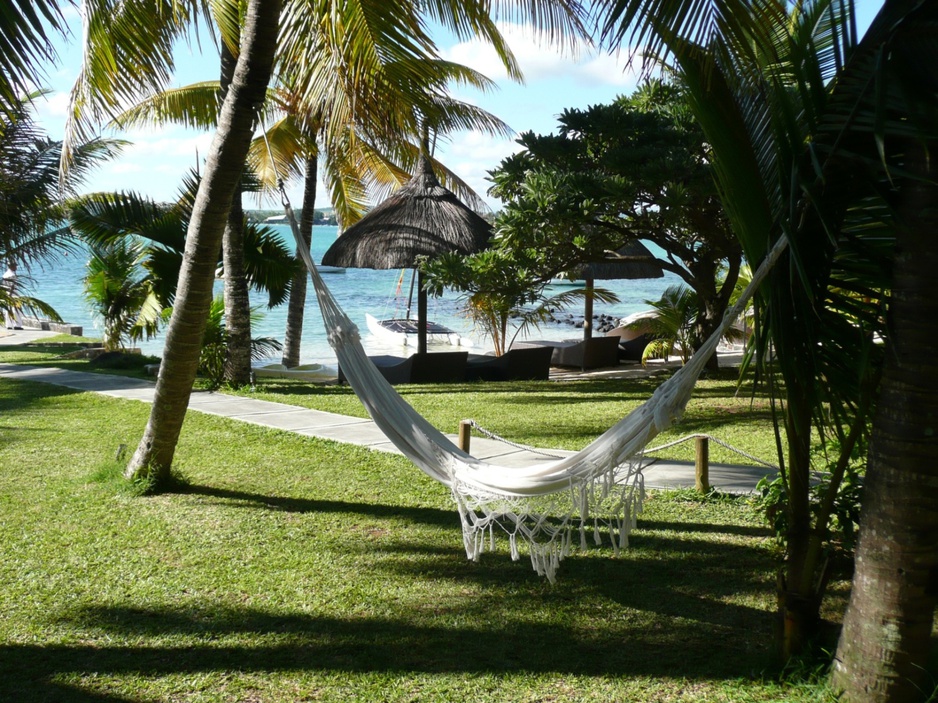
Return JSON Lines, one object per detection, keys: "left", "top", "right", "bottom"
{"left": 223, "top": 190, "right": 253, "bottom": 385}
{"left": 281, "top": 153, "right": 317, "bottom": 367}
{"left": 219, "top": 40, "right": 254, "bottom": 387}
{"left": 125, "top": 0, "right": 280, "bottom": 483}
{"left": 832, "top": 140, "right": 938, "bottom": 702}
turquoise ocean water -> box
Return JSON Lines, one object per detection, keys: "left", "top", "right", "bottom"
{"left": 26, "top": 225, "right": 680, "bottom": 368}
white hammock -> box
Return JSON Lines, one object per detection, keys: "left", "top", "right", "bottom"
{"left": 285, "top": 198, "right": 785, "bottom": 580}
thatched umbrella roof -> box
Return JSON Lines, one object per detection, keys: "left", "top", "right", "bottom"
{"left": 322, "top": 154, "right": 492, "bottom": 354}
{"left": 321, "top": 155, "right": 492, "bottom": 269}
{"left": 566, "top": 240, "right": 665, "bottom": 340}
{"left": 569, "top": 240, "right": 664, "bottom": 281}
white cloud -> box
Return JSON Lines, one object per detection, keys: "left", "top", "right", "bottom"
{"left": 436, "top": 132, "right": 524, "bottom": 209}
{"left": 442, "top": 22, "right": 637, "bottom": 88}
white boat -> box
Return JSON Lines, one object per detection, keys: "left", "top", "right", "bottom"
{"left": 365, "top": 313, "right": 470, "bottom": 347}
{"left": 548, "top": 274, "right": 585, "bottom": 287}
{"left": 317, "top": 264, "right": 346, "bottom": 274}
{"left": 252, "top": 363, "right": 337, "bottom": 380}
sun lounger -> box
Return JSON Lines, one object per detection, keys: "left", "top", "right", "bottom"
{"left": 465, "top": 345, "right": 554, "bottom": 381}
{"left": 605, "top": 326, "right": 652, "bottom": 362}
{"left": 409, "top": 351, "right": 468, "bottom": 383}
{"left": 514, "top": 336, "right": 620, "bottom": 371}
{"left": 338, "top": 351, "right": 468, "bottom": 385}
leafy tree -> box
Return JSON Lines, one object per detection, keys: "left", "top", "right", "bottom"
{"left": 487, "top": 80, "right": 742, "bottom": 368}
{"left": 423, "top": 247, "right": 618, "bottom": 355}
{"left": 599, "top": 2, "right": 936, "bottom": 695}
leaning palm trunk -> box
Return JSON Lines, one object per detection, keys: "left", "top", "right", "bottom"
{"left": 126, "top": 0, "right": 281, "bottom": 482}
{"left": 219, "top": 41, "right": 255, "bottom": 387}
{"left": 832, "top": 141, "right": 938, "bottom": 702}
{"left": 223, "top": 189, "right": 253, "bottom": 385}
{"left": 281, "top": 154, "right": 317, "bottom": 367}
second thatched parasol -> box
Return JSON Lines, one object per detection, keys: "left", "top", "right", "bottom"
{"left": 565, "top": 240, "right": 665, "bottom": 340}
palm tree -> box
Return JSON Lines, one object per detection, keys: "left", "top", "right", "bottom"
{"left": 825, "top": 3, "right": 938, "bottom": 700}
{"left": 601, "top": 0, "right": 938, "bottom": 695}
{"left": 599, "top": 0, "right": 893, "bottom": 660}
{"left": 250, "top": 75, "right": 512, "bottom": 368}
{"left": 0, "top": 91, "right": 124, "bottom": 266}
{"left": 68, "top": 182, "right": 298, "bottom": 315}
{"left": 630, "top": 285, "right": 697, "bottom": 365}
{"left": 125, "top": 0, "right": 282, "bottom": 482}
{"left": 196, "top": 294, "right": 282, "bottom": 389}
{"left": 82, "top": 238, "right": 160, "bottom": 351}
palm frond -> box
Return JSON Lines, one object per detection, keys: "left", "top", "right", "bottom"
{"left": 0, "top": 0, "right": 66, "bottom": 120}
{"left": 111, "top": 81, "right": 223, "bottom": 131}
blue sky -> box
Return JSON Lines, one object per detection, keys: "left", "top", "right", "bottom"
{"left": 33, "top": 1, "right": 884, "bottom": 214}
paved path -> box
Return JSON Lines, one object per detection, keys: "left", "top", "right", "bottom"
{"left": 0, "top": 329, "right": 777, "bottom": 492}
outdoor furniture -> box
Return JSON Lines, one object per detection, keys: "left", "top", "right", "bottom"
{"left": 605, "top": 325, "right": 653, "bottom": 362}
{"left": 465, "top": 345, "right": 554, "bottom": 381}
{"left": 514, "top": 336, "right": 620, "bottom": 371}
{"left": 409, "top": 350, "right": 468, "bottom": 383}
{"left": 338, "top": 354, "right": 413, "bottom": 385}
{"left": 338, "top": 351, "right": 468, "bottom": 385}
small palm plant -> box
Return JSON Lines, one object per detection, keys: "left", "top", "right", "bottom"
{"left": 630, "top": 285, "right": 698, "bottom": 365}
{"left": 197, "top": 295, "right": 282, "bottom": 389}
{"left": 82, "top": 238, "right": 160, "bottom": 351}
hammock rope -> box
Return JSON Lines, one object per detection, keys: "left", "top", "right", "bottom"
{"left": 272, "top": 175, "right": 786, "bottom": 580}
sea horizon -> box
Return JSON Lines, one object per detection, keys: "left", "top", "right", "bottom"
{"left": 25, "top": 224, "right": 680, "bottom": 369}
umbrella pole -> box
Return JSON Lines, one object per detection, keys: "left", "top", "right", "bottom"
{"left": 417, "top": 270, "right": 428, "bottom": 355}
{"left": 583, "top": 276, "right": 594, "bottom": 341}
{"left": 405, "top": 268, "right": 417, "bottom": 320}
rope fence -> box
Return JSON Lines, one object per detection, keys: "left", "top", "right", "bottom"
{"left": 463, "top": 421, "right": 780, "bottom": 471}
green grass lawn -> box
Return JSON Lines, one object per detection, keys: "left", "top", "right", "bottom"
{"left": 0, "top": 346, "right": 848, "bottom": 702}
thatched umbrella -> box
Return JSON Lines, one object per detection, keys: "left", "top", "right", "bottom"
{"left": 322, "top": 154, "right": 492, "bottom": 353}
{"left": 566, "top": 240, "right": 664, "bottom": 340}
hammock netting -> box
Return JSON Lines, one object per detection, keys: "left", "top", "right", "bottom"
{"left": 283, "top": 195, "right": 785, "bottom": 581}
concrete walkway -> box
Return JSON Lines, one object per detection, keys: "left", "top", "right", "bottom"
{"left": 0, "top": 328, "right": 777, "bottom": 492}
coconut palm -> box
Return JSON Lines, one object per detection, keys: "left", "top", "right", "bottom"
{"left": 67, "top": 179, "right": 298, "bottom": 311}
{"left": 601, "top": 0, "right": 938, "bottom": 691}
{"left": 196, "top": 294, "right": 282, "bottom": 389}
{"left": 250, "top": 78, "right": 512, "bottom": 367}
{"left": 0, "top": 91, "right": 124, "bottom": 266}
{"left": 599, "top": 0, "right": 893, "bottom": 658}
{"left": 64, "top": 0, "right": 590, "bottom": 489}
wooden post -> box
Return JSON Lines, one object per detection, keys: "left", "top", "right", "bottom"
{"left": 458, "top": 420, "right": 472, "bottom": 453}
{"left": 695, "top": 435, "right": 710, "bottom": 493}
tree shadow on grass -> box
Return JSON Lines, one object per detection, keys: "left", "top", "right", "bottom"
{"left": 179, "top": 483, "right": 460, "bottom": 529}
{"left": 8, "top": 592, "right": 778, "bottom": 702}
{"left": 4, "top": 488, "right": 784, "bottom": 701}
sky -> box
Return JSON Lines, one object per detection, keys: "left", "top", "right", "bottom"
{"left": 32, "top": 1, "right": 884, "bottom": 215}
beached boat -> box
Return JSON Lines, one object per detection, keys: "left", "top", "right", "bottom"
{"left": 548, "top": 273, "right": 585, "bottom": 287}
{"left": 252, "top": 363, "right": 337, "bottom": 381}
{"left": 365, "top": 313, "right": 470, "bottom": 347}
